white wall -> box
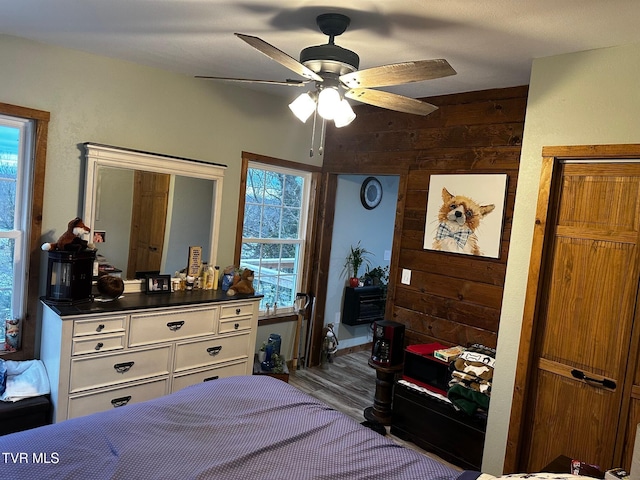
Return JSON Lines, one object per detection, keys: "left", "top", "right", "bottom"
{"left": 0, "top": 33, "right": 320, "bottom": 354}
{"left": 0, "top": 34, "right": 319, "bottom": 267}
{"left": 484, "top": 42, "right": 640, "bottom": 475}
{"left": 325, "top": 175, "right": 399, "bottom": 349}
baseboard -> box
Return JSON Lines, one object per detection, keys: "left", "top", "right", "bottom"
{"left": 336, "top": 342, "right": 372, "bottom": 357}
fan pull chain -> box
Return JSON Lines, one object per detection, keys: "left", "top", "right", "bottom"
{"left": 319, "top": 118, "right": 326, "bottom": 156}
{"left": 309, "top": 107, "right": 318, "bottom": 157}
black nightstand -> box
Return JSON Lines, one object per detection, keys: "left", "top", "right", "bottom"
{"left": 0, "top": 395, "right": 51, "bottom": 436}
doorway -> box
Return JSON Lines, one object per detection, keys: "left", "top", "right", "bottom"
{"left": 324, "top": 175, "right": 399, "bottom": 351}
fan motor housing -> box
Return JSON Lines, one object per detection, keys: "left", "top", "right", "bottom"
{"left": 300, "top": 44, "right": 359, "bottom": 76}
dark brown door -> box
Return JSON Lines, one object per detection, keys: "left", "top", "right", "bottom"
{"left": 126, "top": 171, "right": 170, "bottom": 278}
{"left": 521, "top": 162, "right": 640, "bottom": 471}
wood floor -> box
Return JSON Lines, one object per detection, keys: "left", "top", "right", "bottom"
{"left": 288, "top": 350, "right": 461, "bottom": 471}
{"left": 289, "top": 350, "right": 375, "bottom": 421}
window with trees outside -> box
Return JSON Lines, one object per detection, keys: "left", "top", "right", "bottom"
{"left": 240, "top": 161, "right": 312, "bottom": 314}
{"left": 0, "top": 115, "right": 34, "bottom": 350}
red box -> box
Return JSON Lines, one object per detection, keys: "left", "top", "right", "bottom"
{"left": 402, "top": 343, "right": 452, "bottom": 395}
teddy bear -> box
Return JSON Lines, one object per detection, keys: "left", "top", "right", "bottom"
{"left": 41, "top": 217, "right": 91, "bottom": 252}
{"left": 226, "top": 268, "right": 255, "bottom": 296}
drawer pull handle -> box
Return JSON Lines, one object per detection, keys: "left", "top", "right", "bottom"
{"left": 111, "top": 396, "right": 132, "bottom": 408}
{"left": 235, "top": 308, "right": 241, "bottom": 315}
{"left": 203, "top": 376, "right": 219, "bottom": 382}
{"left": 234, "top": 323, "right": 240, "bottom": 330}
{"left": 206, "top": 346, "right": 222, "bottom": 356}
{"left": 166, "top": 321, "right": 185, "bottom": 331}
{"left": 114, "top": 361, "right": 135, "bottom": 373}
{"left": 96, "top": 324, "right": 105, "bottom": 332}
{"left": 95, "top": 342, "right": 104, "bottom": 351}
{"left": 571, "top": 369, "right": 616, "bottom": 389}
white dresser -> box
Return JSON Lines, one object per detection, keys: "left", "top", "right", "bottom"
{"left": 40, "top": 291, "right": 260, "bottom": 422}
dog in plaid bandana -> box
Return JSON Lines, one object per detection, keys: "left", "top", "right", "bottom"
{"left": 432, "top": 187, "right": 495, "bottom": 255}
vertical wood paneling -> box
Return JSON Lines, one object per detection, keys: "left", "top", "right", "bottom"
{"left": 506, "top": 146, "right": 640, "bottom": 474}
{"left": 320, "top": 85, "right": 527, "bottom": 351}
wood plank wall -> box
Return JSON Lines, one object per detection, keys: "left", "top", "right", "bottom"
{"left": 321, "top": 86, "right": 528, "bottom": 350}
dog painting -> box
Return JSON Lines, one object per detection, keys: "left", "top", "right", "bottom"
{"left": 424, "top": 174, "right": 507, "bottom": 258}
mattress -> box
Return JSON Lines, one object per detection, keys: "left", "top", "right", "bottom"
{"left": 0, "top": 375, "right": 482, "bottom": 479}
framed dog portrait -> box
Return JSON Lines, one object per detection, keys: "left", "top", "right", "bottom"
{"left": 145, "top": 274, "right": 172, "bottom": 294}
{"left": 423, "top": 174, "right": 508, "bottom": 259}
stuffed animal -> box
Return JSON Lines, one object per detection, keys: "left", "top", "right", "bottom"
{"left": 226, "top": 268, "right": 255, "bottom": 296}
{"left": 41, "top": 217, "right": 90, "bottom": 252}
{"left": 4, "top": 319, "right": 20, "bottom": 352}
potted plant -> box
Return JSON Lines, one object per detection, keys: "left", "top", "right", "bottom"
{"left": 342, "top": 242, "right": 373, "bottom": 287}
{"left": 365, "top": 265, "right": 389, "bottom": 287}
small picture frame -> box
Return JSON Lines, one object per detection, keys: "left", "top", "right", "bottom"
{"left": 93, "top": 230, "right": 106, "bottom": 243}
{"left": 145, "top": 274, "right": 171, "bottom": 294}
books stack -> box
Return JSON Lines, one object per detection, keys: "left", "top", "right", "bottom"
{"left": 433, "top": 345, "right": 465, "bottom": 363}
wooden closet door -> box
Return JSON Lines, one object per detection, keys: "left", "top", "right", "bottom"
{"left": 521, "top": 162, "right": 640, "bottom": 471}
{"left": 126, "top": 171, "right": 170, "bottom": 278}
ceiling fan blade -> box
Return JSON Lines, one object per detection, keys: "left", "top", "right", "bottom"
{"left": 345, "top": 88, "right": 438, "bottom": 116}
{"left": 235, "top": 33, "right": 324, "bottom": 83}
{"left": 195, "top": 76, "right": 310, "bottom": 87}
{"left": 340, "top": 59, "right": 456, "bottom": 89}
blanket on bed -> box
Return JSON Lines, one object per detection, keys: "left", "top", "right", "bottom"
{"left": 0, "top": 375, "right": 479, "bottom": 480}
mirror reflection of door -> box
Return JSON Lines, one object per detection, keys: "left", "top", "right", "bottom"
{"left": 127, "top": 171, "right": 170, "bottom": 278}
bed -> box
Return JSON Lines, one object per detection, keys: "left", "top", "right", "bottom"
{"left": 0, "top": 375, "right": 484, "bottom": 479}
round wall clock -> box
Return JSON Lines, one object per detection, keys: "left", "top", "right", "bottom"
{"left": 360, "top": 177, "right": 383, "bottom": 210}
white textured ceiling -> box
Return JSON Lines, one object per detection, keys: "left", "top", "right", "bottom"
{"left": 2, "top": 0, "right": 640, "bottom": 100}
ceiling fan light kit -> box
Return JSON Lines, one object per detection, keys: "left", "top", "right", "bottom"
{"left": 198, "top": 12, "right": 455, "bottom": 144}
{"left": 288, "top": 91, "right": 317, "bottom": 122}
{"left": 333, "top": 99, "right": 356, "bottom": 128}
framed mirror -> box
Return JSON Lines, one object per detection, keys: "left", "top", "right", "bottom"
{"left": 83, "top": 143, "right": 226, "bottom": 287}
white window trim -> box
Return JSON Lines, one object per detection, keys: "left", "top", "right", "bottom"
{"left": 0, "top": 114, "right": 34, "bottom": 328}
{"left": 244, "top": 161, "right": 312, "bottom": 314}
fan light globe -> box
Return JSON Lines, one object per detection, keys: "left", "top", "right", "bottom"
{"left": 289, "top": 93, "right": 316, "bottom": 123}
{"left": 333, "top": 99, "right": 356, "bottom": 128}
{"left": 317, "top": 87, "right": 341, "bottom": 120}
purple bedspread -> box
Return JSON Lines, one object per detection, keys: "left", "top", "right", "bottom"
{"left": 0, "top": 375, "right": 479, "bottom": 479}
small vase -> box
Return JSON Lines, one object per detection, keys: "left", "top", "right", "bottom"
{"left": 349, "top": 277, "right": 359, "bottom": 287}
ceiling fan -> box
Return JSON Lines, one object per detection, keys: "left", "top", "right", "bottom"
{"left": 197, "top": 13, "right": 456, "bottom": 128}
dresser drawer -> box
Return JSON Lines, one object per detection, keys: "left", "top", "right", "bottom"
{"left": 171, "top": 362, "right": 247, "bottom": 393}
{"left": 68, "top": 378, "right": 169, "bottom": 419}
{"left": 174, "top": 334, "right": 250, "bottom": 372}
{"left": 69, "top": 346, "right": 171, "bottom": 393}
{"left": 73, "top": 315, "right": 126, "bottom": 337}
{"left": 72, "top": 333, "right": 125, "bottom": 356}
{"left": 220, "top": 302, "right": 255, "bottom": 319}
{"left": 129, "top": 307, "right": 216, "bottom": 346}
{"left": 219, "top": 316, "right": 253, "bottom": 334}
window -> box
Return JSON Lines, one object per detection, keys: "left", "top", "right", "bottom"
{"left": 239, "top": 160, "right": 313, "bottom": 314}
{"left": 0, "top": 115, "right": 34, "bottom": 349}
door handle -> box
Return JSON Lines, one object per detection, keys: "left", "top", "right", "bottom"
{"left": 571, "top": 369, "right": 616, "bottom": 389}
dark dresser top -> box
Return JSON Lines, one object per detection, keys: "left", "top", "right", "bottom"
{"left": 41, "top": 289, "right": 263, "bottom": 317}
